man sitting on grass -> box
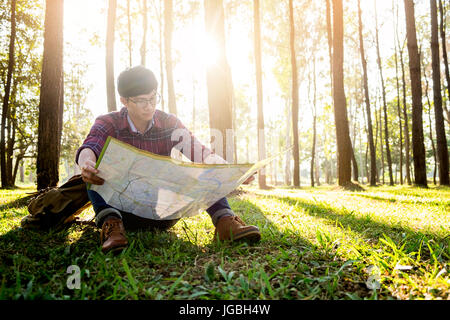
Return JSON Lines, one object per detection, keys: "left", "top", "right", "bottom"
{"left": 76, "top": 66, "right": 260, "bottom": 254}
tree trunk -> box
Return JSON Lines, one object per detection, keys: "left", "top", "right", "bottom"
{"left": 311, "top": 56, "right": 318, "bottom": 187}
{"left": 439, "top": 0, "right": 450, "bottom": 124}
{"left": 424, "top": 68, "right": 438, "bottom": 185}
{"left": 6, "top": 108, "right": 16, "bottom": 185}
{"left": 140, "top": 0, "right": 148, "bottom": 66}
{"left": 326, "top": 0, "right": 333, "bottom": 187}
{"left": 332, "top": 0, "right": 353, "bottom": 186}
{"left": 0, "top": 0, "right": 16, "bottom": 189}
{"left": 351, "top": 145, "right": 358, "bottom": 182}
{"left": 311, "top": 114, "right": 316, "bottom": 187}
{"left": 326, "top": 0, "right": 333, "bottom": 90}
{"left": 349, "top": 101, "right": 359, "bottom": 182}
{"left": 428, "top": 106, "right": 438, "bottom": 185}
{"left": 285, "top": 98, "right": 292, "bottom": 186}
{"left": 378, "top": 105, "right": 385, "bottom": 185}
{"left": 19, "top": 160, "right": 24, "bottom": 183}
{"left": 289, "top": 0, "right": 300, "bottom": 187}
{"left": 12, "top": 154, "right": 22, "bottom": 186}
{"left": 365, "top": 134, "right": 369, "bottom": 183}
{"left": 165, "top": 0, "right": 177, "bottom": 115}
{"left": 204, "top": 0, "right": 234, "bottom": 162}
{"left": 37, "top": 0, "right": 64, "bottom": 190}
{"left": 399, "top": 43, "right": 412, "bottom": 185}
{"left": 430, "top": 0, "right": 450, "bottom": 185}
{"left": 106, "top": 0, "right": 117, "bottom": 112}
{"left": 404, "top": 0, "right": 428, "bottom": 187}
{"left": 393, "top": 0, "right": 404, "bottom": 185}
{"left": 254, "top": 0, "right": 267, "bottom": 189}
{"left": 374, "top": 0, "right": 394, "bottom": 185}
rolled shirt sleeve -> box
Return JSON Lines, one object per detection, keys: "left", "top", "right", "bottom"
{"left": 75, "top": 116, "right": 115, "bottom": 165}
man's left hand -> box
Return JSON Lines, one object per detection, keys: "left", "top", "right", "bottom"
{"left": 242, "top": 173, "right": 256, "bottom": 185}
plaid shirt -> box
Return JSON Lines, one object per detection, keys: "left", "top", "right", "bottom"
{"left": 76, "top": 107, "right": 212, "bottom": 164}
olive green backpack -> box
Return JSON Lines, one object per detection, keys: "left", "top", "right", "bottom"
{"left": 21, "top": 174, "right": 91, "bottom": 230}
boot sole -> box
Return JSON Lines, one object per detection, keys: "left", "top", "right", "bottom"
{"left": 102, "top": 244, "right": 128, "bottom": 254}
{"left": 230, "top": 229, "right": 261, "bottom": 243}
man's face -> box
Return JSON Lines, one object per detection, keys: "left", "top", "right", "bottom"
{"left": 121, "top": 89, "right": 159, "bottom": 122}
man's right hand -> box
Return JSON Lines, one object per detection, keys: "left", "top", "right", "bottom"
{"left": 78, "top": 148, "right": 104, "bottom": 185}
{"left": 80, "top": 159, "right": 104, "bottom": 185}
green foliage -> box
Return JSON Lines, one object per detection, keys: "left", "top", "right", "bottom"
{"left": 60, "top": 59, "right": 93, "bottom": 169}
{"left": 0, "top": 0, "right": 44, "bottom": 184}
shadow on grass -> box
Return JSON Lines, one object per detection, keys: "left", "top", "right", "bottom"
{"left": 0, "top": 195, "right": 34, "bottom": 212}
{"left": 228, "top": 195, "right": 312, "bottom": 248}
{"left": 352, "top": 193, "right": 450, "bottom": 207}
{"left": 226, "top": 196, "right": 374, "bottom": 299}
{"left": 265, "top": 193, "right": 449, "bottom": 252}
{"left": 0, "top": 192, "right": 375, "bottom": 300}
{"left": 0, "top": 211, "right": 220, "bottom": 299}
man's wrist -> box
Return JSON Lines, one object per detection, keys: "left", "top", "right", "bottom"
{"left": 78, "top": 148, "right": 97, "bottom": 169}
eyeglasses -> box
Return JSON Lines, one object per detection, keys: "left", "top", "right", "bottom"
{"left": 128, "top": 93, "right": 161, "bottom": 108}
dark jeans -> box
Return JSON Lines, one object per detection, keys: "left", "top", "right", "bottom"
{"left": 87, "top": 189, "right": 233, "bottom": 231}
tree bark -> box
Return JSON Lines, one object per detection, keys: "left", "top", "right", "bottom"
{"left": 12, "top": 153, "right": 22, "bottom": 186}
{"left": 0, "top": 0, "right": 16, "bottom": 188}
{"left": 393, "top": 0, "right": 404, "bottom": 185}
{"left": 423, "top": 63, "right": 438, "bottom": 185}
{"left": 326, "top": 0, "right": 333, "bottom": 90}
{"left": 204, "top": 0, "right": 234, "bottom": 162}
{"left": 399, "top": 41, "right": 411, "bottom": 185}
{"left": 332, "top": 0, "right": 353, "bottom": 186}
{"left": 430, "top": 0, "right": 449, "bottom": 185}
{"left": 289, "top": 0, "right": 300, "bottom": 187}
{"left": 374, "top": 0, "right": 394, "bottom": 185}
{"left": 378, "top": 105, "right": 385, "bottom": 184}
{"left": 254, "top": 0, "right": 267, "bottom": 189}
{"left": 6, "top": 104, "right": 16, "bottom": 185}
{"left": 358, "top": 0, "right": 377, "bottom": 186}
{"left": 106, "top": 0, "right": 117, "bottom": 112}
{"left": 37, "top": 0, "right": 64, "bottom": 190}
{"left": 19, "top": 160, "right": 24, "bottom": 183}
{"left": 311, "top": 56, "right": 317, "bottom": 187}
{"left": 428, "top": 106, "right": 438, "bottom": 185}
{"left": 311, "top": 114, "right": 317, "bottom": 187}
{"left": 439, "top": 0, "right": 450, "bottom": 124}
{"left": 404, "top": 0, "right": 428, "bottom": 187}
{"left": 165, "top": 0, "right": 177, "bottom": 115}
{"left": 285, "top": 98, "right": 292, "bottom": 186}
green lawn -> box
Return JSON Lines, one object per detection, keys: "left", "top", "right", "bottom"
{"left": 0, "top": 184, "right": 448, "bottom": 300}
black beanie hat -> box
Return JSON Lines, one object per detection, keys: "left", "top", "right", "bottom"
{"left": 117, "top": 65, "right": 158, "bottom": 98}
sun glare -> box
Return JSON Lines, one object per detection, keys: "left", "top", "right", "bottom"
{"left": 201, "top": 35, "right": 220, "bottom": 66}
{"left": 176, "top": 26, "right": 220, "bottom": 69}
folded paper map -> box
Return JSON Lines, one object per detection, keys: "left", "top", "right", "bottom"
{"left": 88, "top": 136, "right": 289, "bottom": 220}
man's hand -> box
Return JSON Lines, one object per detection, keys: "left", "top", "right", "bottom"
{"left": 80, "top": 159, "right": 104, "bottom": 185}
{"left": 242, "top": 173, "right": 256, "bottom": 185}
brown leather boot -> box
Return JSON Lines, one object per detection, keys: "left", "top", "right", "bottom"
{"left": 100, "top": 217, "right": 128, "bottom": 253}
{"left": 214, "top": 215, "right": 261, "bottom": 243}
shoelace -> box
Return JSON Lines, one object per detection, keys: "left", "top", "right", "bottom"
{"left": 104, "top": 220, "right": 124, "bottom": 238}
{"left": 231, "top": 215, "right": 245, "bottom": 226}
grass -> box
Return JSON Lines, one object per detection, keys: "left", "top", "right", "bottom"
{"left": 0, "top": 184, "right": 448, "bottom": 300}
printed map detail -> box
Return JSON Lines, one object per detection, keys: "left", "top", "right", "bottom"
{"left": 88, "top": 137, "right": 280, "bottom": 220}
